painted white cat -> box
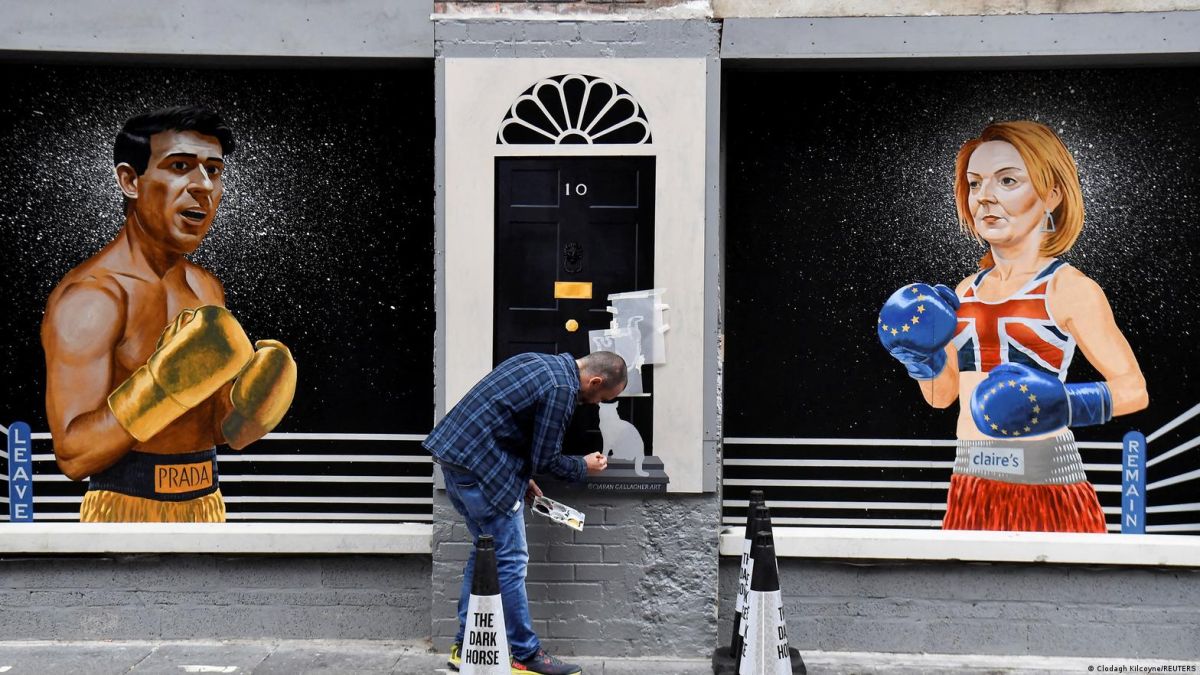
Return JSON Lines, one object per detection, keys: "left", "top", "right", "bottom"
{"left": 598, "top": 401, "right": 648, "bottom": 477}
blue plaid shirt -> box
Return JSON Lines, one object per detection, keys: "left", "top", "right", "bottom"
{"left": 423, "top": 352, "right": 587, "bottom": 517}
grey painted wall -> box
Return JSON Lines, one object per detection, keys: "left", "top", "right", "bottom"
{"left": 433, "top": 488, "right": 721, "bottom": 657}
{"left": 0, "top": 555, "right": 430, "bottom": 640}
{"left": 434, "top": 19, "right": 721, "bottom": 58}
{"left": 718, "top": 558, "right": 1200, "bottom": 659}
{"left": 722, "top": 11, "right": 1200, "bottom": 63}
{"left": 3, "top": 0, "right": 433, "bottom": 58}
{"left": 713, "top": 0, "right": 1200, "bottom": 18}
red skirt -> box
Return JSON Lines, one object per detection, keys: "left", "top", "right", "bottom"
{"left": 942, "top": 474, "right": 1107, "bottom": 533}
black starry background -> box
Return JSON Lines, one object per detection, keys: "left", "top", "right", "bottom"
{"left": 725, "top": 68, "right": 1200, "bottom": 451}
{"left": 0, "top": 62, "right": 434, "bottom": 435}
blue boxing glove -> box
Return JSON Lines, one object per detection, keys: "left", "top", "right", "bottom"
{"left": 877, "top": 283, "right": 961, "bottom": 380}
{"left": 970, "top": 362, "right": 1113, "bottom": 438}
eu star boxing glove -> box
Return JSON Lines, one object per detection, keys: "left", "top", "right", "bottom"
{"left": 222, "top": 339, "right": 297, "bottom": 449}
{"left": 108, "top": 306, "right": 255, "bottom": 442}
{"left": 877, "top": 283, "right": 961, "bottom": 380}
{"left": 970, "top": 362, "right": 1113, "bottom": 438}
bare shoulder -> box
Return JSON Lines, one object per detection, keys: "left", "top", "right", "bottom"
{"left": 183, "top": 261, "right": 228, "bottom": 305}
{"left": 1049, "top": 265, "right": 1110, "bottom": 318}
{"left": 43, "top": 274, "right": 126, "bottom": 353}
{"left": 1051, "top": 265, "right": 1106, "bottom": 299}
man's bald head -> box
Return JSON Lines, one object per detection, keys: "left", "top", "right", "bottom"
{"left": 577, "top": 351, "right": 628, "bottom": 404}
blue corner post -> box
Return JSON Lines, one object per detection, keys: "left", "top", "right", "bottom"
{"left": 7, "top": 421, "right": 34, "bottom": 522}
{"left": 1121, "top": 430, "right": 1147, "bottom": 534}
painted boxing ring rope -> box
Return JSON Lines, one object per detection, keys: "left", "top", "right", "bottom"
{"left": 1, "top": 426, "right": 433, "bottom": 522}
{"left": 721, "top": 402, "right": 1200, "bottom": 533}
{"left": 6, "top": 405, "right": 1200, "bottom": 530}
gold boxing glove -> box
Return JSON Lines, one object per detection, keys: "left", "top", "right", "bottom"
{"left": 221, "top": 339, "right": 297, "bottom": 450}
{"left": 108, "top": 306, "right": 255, "bottom": 442}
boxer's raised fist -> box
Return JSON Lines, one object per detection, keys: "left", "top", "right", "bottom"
{"left": 970, "top": 362, "right": 1112, "bottom": 438}
{"left": 108, "top": 306, "right": 254, "bottom": 442}
{"left": 877, "top": 283, "right": 960, "bottom": 380}
{"left": 222, "top": 339, "right": 297, "bottom": 450}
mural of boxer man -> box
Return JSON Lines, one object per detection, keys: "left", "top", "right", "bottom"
{"left": 877, "top": 120, "right": 1148, "bottom": 532}
{"left": 40, "top": 105, "right": 297, "bottom": 523}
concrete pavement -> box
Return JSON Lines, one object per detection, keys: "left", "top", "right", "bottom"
{"left": 0, "top": 640, "right": 1195, "bottom": 674}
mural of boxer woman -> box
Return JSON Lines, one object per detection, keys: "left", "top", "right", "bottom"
{"left": 877, "top": 120, "right": 1148, "bottom": 532}
{"left": 41, "top": 106, "right": 297, "bottom": 523}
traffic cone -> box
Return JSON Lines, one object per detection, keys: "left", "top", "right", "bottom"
{"left": 735, "top": 505, "right": 772, "bottom": 655}
{"left": 460, "top": 535, "right": 511, "bottom": 674}
{"left": 738, "top": 529, "right": 805, "bottom": 675}
{"left": 713, "top": 492, "right": 767, "bottom": 674}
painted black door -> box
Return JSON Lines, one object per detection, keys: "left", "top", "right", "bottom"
{"left": 494, "top": 156, "right": 654, "bottom": 455}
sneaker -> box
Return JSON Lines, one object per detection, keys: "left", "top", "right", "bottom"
{"left": 447, "top": 643, "right": 462, "bottom": 671}
{"left": 511, "top": 648, "right": 582, "bottom": 675}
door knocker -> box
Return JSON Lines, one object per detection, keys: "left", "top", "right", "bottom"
{"left": 563, "top": 242, "right": 583, "bottom": 274}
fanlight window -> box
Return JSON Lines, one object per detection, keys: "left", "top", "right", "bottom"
{"left": 498, "top": 74, "right": 652, "bottom": 145}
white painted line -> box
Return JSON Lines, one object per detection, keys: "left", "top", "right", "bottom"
{"left": 718, "top": 526, "right": 1200, "bottom": 566}
{"left": 262, "top": 432, "right": 426, "bottom": 441}
{"left": 724, "top": 458, "right": 952, "bottom": 468}
{"left": 1, "top": 430, "right": 425, "bottom": 442}
{"left": 0, "top": 522, "right": 433, "bottom": 554}
{"left": 217, "top": 475, "right": 432, "bottom": 483}
{"left": 724, "top": 436, "right": 1122, "bottom": 449}
{"left": 1147, "top": 467, "right": 1200, "bottom": 491}
{"left": 1148, "top": 401, "right": 1200, "bottom": 443}
{"left": 225, "top": 512, "right": 434, "bottom": 521}
{"left": 722, "top": 499, "right": 946, "bottom": 510}
{"left": 724, "top": 437, "right": 957, "bottom": 447}
{"left": 721, "top": 502, "right": 1121, "bottom": 515}
{"left": 223, "top": 496, "right": 433, "bottom": 505}
{"left": 28, "top": 453, "right": 432, "bottom": 463}
{"left": 721, "top": 478, "right": 1122, "bottom": 493}
{"left": 724, "top": 458, "right": 1120, "bottom": 472}
{"left": 7, "top": 512, "right": 436, "bottom": 523}
{"left": 180, "top": 666, "right": 238, "bottom": 673}
{"left": 1, "top": 665, "right": 12, "bottom": 672}
{"left": 1147, "top": 501, "right": 1200, "bottom": 514}
{"left": 1146, "top": 523, "right": 1200, "bottom": 533}
{"left": 32, "top": 474, "right": 434, "bottom": 484}
{"left": 217, "top": 454, "right": 431, "bottom": 463}
{"left": 724, "top": 478, "right": 950, "bottom": 489}
{"left": 1082, "top": 463, "right": 1120, "bottom": 472}
{"left": 722, "top": 505, "right": 1123, "bottom": 520}
{"left": 730, "top": 517, "right": 945, "bottom": 527}
{"left": 1146, "top": 434, "right": 1200, "bottom": 468}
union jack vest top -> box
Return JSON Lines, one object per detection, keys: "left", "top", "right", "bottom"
{"left": 952, "top": 258, "right": 1076, "bottom": 381}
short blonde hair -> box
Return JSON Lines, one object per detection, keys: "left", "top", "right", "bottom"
{"left": 954, "top": 121, "right": 1084, "bottom": 269}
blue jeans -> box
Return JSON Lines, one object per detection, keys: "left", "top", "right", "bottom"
{"left": 443, "top": 467, "right": 539, "bottom": 660}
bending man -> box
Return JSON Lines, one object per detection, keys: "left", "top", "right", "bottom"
{"left": 426, "top": 351, "right": 626, "bottom": 675}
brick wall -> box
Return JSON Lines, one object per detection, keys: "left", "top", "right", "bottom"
{"left": 0, "top": 555, "right": 430, "bottom": 640}
{"left": 432, "top": 486, "right": 722, "bottom": 657}
{"left": 437, "top": 1, "right": 687, "bottom": 15}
